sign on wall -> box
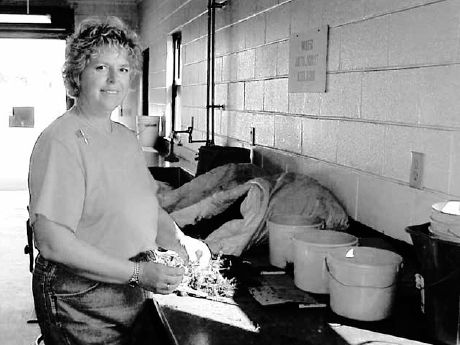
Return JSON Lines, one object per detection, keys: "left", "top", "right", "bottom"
{"left": 288, "top": 25, "right": 328, "bottom": 93}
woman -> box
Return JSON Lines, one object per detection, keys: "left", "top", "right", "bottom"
{"left": 28, "top": 16, "right": 210, "bottom": 345}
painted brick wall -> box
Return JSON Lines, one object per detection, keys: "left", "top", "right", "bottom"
{"left": 139, "top": 0, "right": 460, "bottom": 243}
{"left": 70, "top": 1, "right": 139, "bottom": 30}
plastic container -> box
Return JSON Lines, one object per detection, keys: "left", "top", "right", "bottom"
{"left": 268, "top": 214, "right": 323, "bottom": 268}
{"left": 326, "top": 246, "right": 403, "bottom": 321}
{"left": 136, "top": 116, "right": 160, "bottom": 147}
{"left": 407, "top": 223, "right": 460, "bottom": 345}
{"left": 292, "top": 230, "right": 358, "bottom": 294}
{"left": 430, "top": 201, "right": 460, "bottom": 242}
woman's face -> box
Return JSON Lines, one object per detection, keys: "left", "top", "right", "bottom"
{"left": 78, "top": 46, "right": 131, "bottom": 115}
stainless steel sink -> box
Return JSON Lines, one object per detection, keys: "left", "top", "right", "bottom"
{"left": 148, "top": 167, "right": 193, "bottom": 189}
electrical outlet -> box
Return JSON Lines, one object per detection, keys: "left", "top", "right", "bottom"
{"left": 409, "top": 151, "right": 424, "bottom": 189}
{"left": 249, "top": 127, "right": 256, "bottom": 146}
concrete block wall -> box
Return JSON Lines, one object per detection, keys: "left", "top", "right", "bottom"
{"left": 70, "top": 1, "right": 139, "bottom": 30}
{"left": 139, "top": 0, "right": 460, "bottom": 243}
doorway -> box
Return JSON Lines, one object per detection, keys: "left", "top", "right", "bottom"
{"left": 0, "top": 38, "right": 66, "bottom": 191}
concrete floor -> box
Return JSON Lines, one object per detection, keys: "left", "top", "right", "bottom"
{"left": 0, "top": 190, "right": 41, "bottom": 345}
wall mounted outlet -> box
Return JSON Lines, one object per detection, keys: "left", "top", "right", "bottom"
{"left": 250, "top": 127, "right": 256, "bottom": 146}
{"left": 409, "top": 151, "right": 424, "bottom": 189}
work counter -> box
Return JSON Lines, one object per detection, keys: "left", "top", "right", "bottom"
{"left": 138, "top": 151, "right": 437, "bottom": 345}
{"left": 134, "top": 250, "right": 436, "bottom": 345}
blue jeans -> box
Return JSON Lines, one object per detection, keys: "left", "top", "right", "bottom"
{"left": 33, "top": 255, "right": 146, "bottom": 345}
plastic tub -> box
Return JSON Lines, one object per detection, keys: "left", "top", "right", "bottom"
{"left": 292, "top": 230, "right": 358, "bottom": 294}
{"left": 268, "top": 214, "right": 323, "bottom": 268}
{"left": 407, "top": 223, "right": 460, "bottom": 345}
{"left": 326, "top": 246, "right": 403, "bottom": 321}
{"left": 429, "top": 201, "right": 460, "bottom": 241}
{"left": 136, "top": 116, "right": 160, "bottom": 147}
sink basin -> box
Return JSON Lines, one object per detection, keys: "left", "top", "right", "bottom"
{"left": 148, "top": 167, "right": 193, "bottom": 189}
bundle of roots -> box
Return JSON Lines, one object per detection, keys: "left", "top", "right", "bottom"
{"left": 131, "top": 249, "right": 236, "bottom": 298}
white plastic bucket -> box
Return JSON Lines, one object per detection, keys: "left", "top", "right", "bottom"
{"left": 326, "top": 246, "right": 403, "bottom": 321}
{"left": 430, "top": 201, "right": 460, "bottom": 242}
{"left": 136, "top": 116, "right": 160, "bottom": 147}
{"left": 268, "top": 214, "right": 323, "bottom": 269}
{"left": 292, "top": 230, "right": 358, "bottom": 294}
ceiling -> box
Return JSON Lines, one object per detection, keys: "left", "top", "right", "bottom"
{"left": 1, "top": 0, "right": 140, "bottom": 8}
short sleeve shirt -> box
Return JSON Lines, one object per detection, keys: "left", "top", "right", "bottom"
{"left": 28, "top": 112, "right": 159, "bottom": 259}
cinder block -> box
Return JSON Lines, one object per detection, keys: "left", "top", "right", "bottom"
{"left": 197, "top": 61, "right": 207, "bottom": 84}
{"left": 215, "top": 57, "right": 223, "bottom": 83}
{"left": 213, "top": 109, "right": 223, "bottom": 135}
{"left": 222, "top": 54, "right": 238, "bottom": 82}
{"left": 288, "top": 93, "right": 305, "bottom": 114}
{"left": 251, "top": 113, "right": 275, "bottom": 146}
{"left": 304, "top": 93, "right": 321, "bottom": 116}
{"left": 327, "top": 28, "right": 340, "bottom": 72}
{"left": 228, "top": 111, "right": 252, "bottom": 140}
{"left": 245, "top": 14, "right": 266, "bottom": 49}
{"left": 266, "top": 3, "right": 291, "bottom": 43}
{"left": 245, "top": 80, "right": 264, "bottom": 111}
{"left": 388, "top": 1, "right": 460, "bottom": 65}
{"left": 363, "top": 0, "right": 430, "bottom": 18}
{"left": 255, "top": 44, "right": 277, "bottom": 78}
{"left": 227, "top": 82, "right": 245, "bottom": 110}
{"left": 415, "top": 128, "right": 451, "bottom": 193}
{"left": 302, "top": 118, "right": 338, "bottom": 163}
{"left": 357, "top": 174, "right": 413, "bottom": 243}
{"left": 450, "top": 131, "right": 460, "bottom": 197}
{"left": 383, "top": 125, "right": 418, "bottom": 182}
{"left": 181, "top": 85, "right": 191, "bottom": 107}
{"left": 256, "top": 0, "right": 278, "bottom": 13}
{"left": 264, "top": 78, "right": 288, "bottom": 113}
{"left": 215, "top": 83, "right": 228, "bottom": 106}
{"left": 337, "top": 121, "right": 384, "bottom": 174}
{"left": 418, "top": 65, "right": 460, "bottom": 127}
{"left": 409, "top": 188, "right": 445, "bottom": 227}
{"left": 274, "top": 115, "right": 302, "bottom": 153}
{"left": 215, "top": 27, "right": 231, "bottom": 56}
{"left": 220, "top": 110, "right": 230, "bottom": 136}
{"left": 340, "top": 16, "right": 388, "bottom": 70}
{"left": 320, "top": 72, "right": 362, "bottom": 118}
{"left": 230, "top": 22, "right": 246, "bottom": 52}
{"left": 233, "top": 0, "right": 257, "bottom": 23}
{"left": 276, "top": 41, "right": 289, "bottom": 76}
{"left": 362, "top": 69, "right": 420, "bottom": 123}
{"left": 322, "top": 0, "right": 365, "bottom": 27}
{"left": 290, "top": 0, "right": 324, "bottom": 34}
{"left": 237, "top": 49, "right": 256, "bottom": 81}
{"left": 197, "top": 85, "right": 208, "bottom": 108}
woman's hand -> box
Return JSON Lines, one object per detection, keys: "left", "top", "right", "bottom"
{"left": 180, "top": 236, "right": 212, "bottom": 268}
{"left": 138, "top": 261, "right": 184, "bottom": 294}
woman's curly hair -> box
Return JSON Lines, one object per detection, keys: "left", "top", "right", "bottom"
{"left": 62, "top": 16, "right": 143, "bottom": 98}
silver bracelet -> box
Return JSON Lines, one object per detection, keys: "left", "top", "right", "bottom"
{"left": 128, "top": 261, "right": 140, "bottom": 287}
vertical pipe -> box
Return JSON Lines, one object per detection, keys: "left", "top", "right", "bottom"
{"left": 211, "top": 0, "right": 216, "bottom": 145}
{"left": 206, "top": 0, "right": 212, "bottom": 145}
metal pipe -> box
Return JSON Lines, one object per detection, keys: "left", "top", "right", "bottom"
{"left": 206, "top": 0, "right": 212, "bottom": 146}
{"left": 211, "top": 0, "right": 216, "bottom": 145}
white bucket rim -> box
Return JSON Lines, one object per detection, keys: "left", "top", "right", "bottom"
{"left": 326, "top": 247, "right": 402, "bottom": 289}
{"left": 327, "top": 246, "right": 403, "bottom": 269}
{"left": 432, "top": 200, "right": 460, "bottom": 216}
{"left": 268, "top": 213, "right": 323, "bottom": 228}
{"left": 293, "top": 230, "right": 358, "bottom": 248}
